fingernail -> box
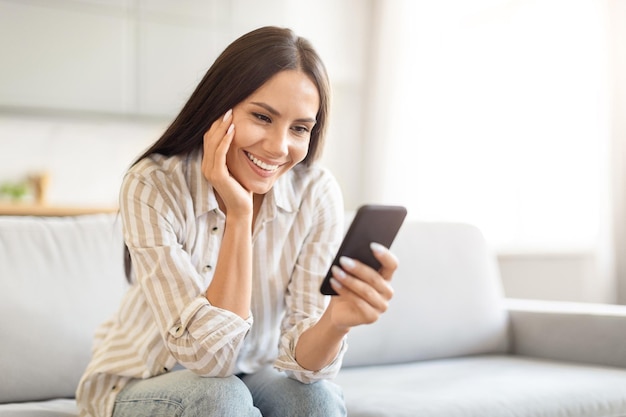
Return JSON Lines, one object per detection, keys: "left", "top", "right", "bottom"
{"left": 339, "top": 256, "right": 355, "bottom": 269}
{"left": 332, "top": 265, "right": 346, "bottom": 280}
{"left": 330, "top": 278, "right": 342, "bottom": 289}
{"left": 227, "top": 123, "right": 234, "bottom": 135}
{"left": 223, "top": 109, "right": 232, "bottom": 122}
{"left": 370, "top": 242, "right": 386, "bottom": 254}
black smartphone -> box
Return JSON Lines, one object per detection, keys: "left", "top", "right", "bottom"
{"left": 320, "top": 204, "right": 407, "bottom": 295}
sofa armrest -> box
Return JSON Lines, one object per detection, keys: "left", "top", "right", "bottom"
{"left": 507, "top": 298, "right": 626, "bottom": 368}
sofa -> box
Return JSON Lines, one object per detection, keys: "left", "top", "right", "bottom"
{"left": 1, "top": 213, "right": 626, "bottom": 417}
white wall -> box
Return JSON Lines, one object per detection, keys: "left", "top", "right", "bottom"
{"left": 497, "top": 252, "right": 609, "bottom": 303}
{"left": 609, "top": 0, "right": 626, "bottom": 304}
{"left": 0, "top": 114, "right": 163, "bottom": 206}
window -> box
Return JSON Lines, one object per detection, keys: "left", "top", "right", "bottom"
{"left": 368, "top": 0, "right": 611, "bottom": 253}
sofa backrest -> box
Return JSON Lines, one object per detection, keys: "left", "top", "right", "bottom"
{"left": 0, "top": 214, "right": 128, "bottom": 403}
{"left": 0, "top": 214, "right": 509, "bottom": 401}
{"left": 341, "top": 220, "right": 510, "bottom": 368}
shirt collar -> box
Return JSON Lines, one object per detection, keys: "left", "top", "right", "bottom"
{"left": 271, "top": 169, "right": 299, "bottom": 213}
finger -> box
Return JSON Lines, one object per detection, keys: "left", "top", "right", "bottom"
{"left": 332, "top": 265, "right": 391, "bottom": 312}
{"left": 329, "top": 277, "right": 381, "bottom": 324}
{"left": 204, "top": 123, "right": 234, "bottom": 186}
{"left": 203, "top": 109, "right": 233, "bottom": 153}
{"left": 202, "top": 111, "right": 234, "bottom": 181}
{"left": 213, "top": 123, "right": 235, "bottom": 164}
{"left": 337, "top": 256, "right": 394, "bottom": 300}
{"left": 370, "top": 242, "right": 399, "bottom": 281}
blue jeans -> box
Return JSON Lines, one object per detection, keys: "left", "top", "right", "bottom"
{"left": 112, "top": 366, "right": 346, "bottom": 417}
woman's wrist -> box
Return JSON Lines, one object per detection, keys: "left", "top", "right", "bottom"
{"left": 320, "top": 302, "right": 352, "bottom": 337}
{"left": 224, "top": 211, "right": 253, "bottom": 229}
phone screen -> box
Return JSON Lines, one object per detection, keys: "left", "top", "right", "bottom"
{"left": 320, "top": 204, "right": 407, "bottom": 295}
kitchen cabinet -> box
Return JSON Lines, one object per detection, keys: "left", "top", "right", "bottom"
{"left": 0, "top": 0, "right": 231, "bottom": 117}
{"left": 0, "top": 1, "right": 133, "bottom": 114}
{"left": 0, "top": 0, "right": 369, "bottom": 118}
{"left": 135, "top": 1, "right": 230, "bottom": 116}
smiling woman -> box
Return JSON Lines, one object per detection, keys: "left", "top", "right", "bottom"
{"left": 75, "top": 26, "right": 401, "bottom": 417}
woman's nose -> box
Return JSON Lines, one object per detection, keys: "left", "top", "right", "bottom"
{"left": 264, "top": 128, "right": 289, "bottom": 156}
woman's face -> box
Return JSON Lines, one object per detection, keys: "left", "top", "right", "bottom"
{"left": 228, "top": 70, "right": 320, "bottom": 195}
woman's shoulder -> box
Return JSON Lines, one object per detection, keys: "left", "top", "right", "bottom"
{"left": 126, "top": 153, "right": 187, "bottom": 178}
{"left": 120, "top": 152, "right": 201, "bottom": 205}
{"left": 119, "top": 152, "right": 202, "bottom": 219}
{"left": 122, "top": 153, "right": 202, "bottom": 194}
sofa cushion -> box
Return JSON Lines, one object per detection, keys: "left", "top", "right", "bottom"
{"left": 0, "top": 399, "right": 77, "bottom": 416}
{"left": 335, "top": 355, "right": 626, "bottom": 417}
{"left": 342, "top": 221, "right": 509, "bottom": 367}
{"left": 0, "top": 214, "right": 127, "bottom": 403}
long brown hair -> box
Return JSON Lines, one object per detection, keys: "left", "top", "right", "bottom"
{"left": 124, "top": 27, "right": 331, "bottom": 281}
{"left": 134, "top": 26, "right": 331, "bottom": 165}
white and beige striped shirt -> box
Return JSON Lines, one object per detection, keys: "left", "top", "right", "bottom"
{"left": 76, "top": 150, "right": 346, "bottom": 417}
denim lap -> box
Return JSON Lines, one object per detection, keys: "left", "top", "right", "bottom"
{"left": 112, "top": 367, "right": 345, "bottom": 417}
{"left": 113, "top": 370, "right": 260, "bottom": 417}
{"left": 240, "top": 366, "right": 347, "bottom": 417}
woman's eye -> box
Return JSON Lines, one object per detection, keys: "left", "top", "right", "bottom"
{"left": 253, "top": 113, "right": 271, "bottom": 123}
{"left": 292, "top": 126, "right": 310, "bottom": 135}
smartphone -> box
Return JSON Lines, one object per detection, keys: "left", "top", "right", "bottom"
{"left": 320, "top": 204, "right": 407, "bottom": 295}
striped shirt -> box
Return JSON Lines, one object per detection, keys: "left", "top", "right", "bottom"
{"left": 76, "top": 150, "right": 346, "bottom": 417}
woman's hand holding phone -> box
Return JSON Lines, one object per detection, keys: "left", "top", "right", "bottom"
{"left": 326, "top": 243, "right": 398, "bottom": 330}
{"left": 319, "top": 204, "right": 406, "bottom": 330}
{"left": 201, "top": 109, "right": 253, "bottom": 217}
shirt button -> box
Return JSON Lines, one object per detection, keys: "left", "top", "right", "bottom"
{"left": 211, "top": 226, "right": 219, "bottom": 234}
{"left": 202, "top": 265, "right": 212, "bottom": 273}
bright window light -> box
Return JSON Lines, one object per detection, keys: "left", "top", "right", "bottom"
{"left": 378, "top": 0, "right": 610, "bottom": 252}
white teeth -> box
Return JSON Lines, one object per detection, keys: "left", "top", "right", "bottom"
{"left": 246, "top": 152, "right": 279, "bottom": 171}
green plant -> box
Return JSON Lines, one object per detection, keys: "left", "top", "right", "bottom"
{"left": 0, "top": 181, "right": 30, "bottom": 201}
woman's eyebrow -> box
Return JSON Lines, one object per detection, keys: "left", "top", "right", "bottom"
{"left": 250, "top": 102, "right": 316, "bottom": 124}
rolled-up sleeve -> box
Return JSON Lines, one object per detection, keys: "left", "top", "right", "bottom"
{"left": 165, "top": 295, "right": 253, "bottom": 376}
{"left": 274, "top": 171, "right": 346, "bottom": 383}
{"left": 276, "top": 317, "right": 348, "bottom": 383}
{"left": 121, "top": 171, "right": 251, "bottom": 377}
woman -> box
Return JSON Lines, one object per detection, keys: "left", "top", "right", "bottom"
{"left": 77, "top": 26, "right": 398, "bottom": 417}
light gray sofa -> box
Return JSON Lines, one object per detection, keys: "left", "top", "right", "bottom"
{"left": 2, "top": 213, "right": 626, "bottom": 417}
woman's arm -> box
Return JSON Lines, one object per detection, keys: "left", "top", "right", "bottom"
{"left": 120, "top": 109, "right": 257, "bottom": 376}
{"left": 202, "top": 109, "right": 255, "bottom": 319}
{"left": 121, "top": 171, "right": 251, "bottom": 377}
{"left": 273, "top": 169, "right": 345, "bottom": 382}
{"left": 295, "top": 244, "right": 398, "bottom": 371}
{"left": 204, "top": 212, "right": 253, "bottom": 319}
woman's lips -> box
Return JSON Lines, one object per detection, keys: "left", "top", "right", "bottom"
{"left": 245, "top": 151, "right": 281, "bottom": 172}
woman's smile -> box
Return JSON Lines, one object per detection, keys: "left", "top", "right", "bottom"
{"left": 244, "top": 151, "right": 282, "bottom": 172}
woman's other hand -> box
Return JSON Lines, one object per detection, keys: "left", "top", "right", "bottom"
{"left": 201, "top": 109, "right": 253, "bottom": 216}
{"left": 327, "top": 243, "right": 398, "bottom": 330}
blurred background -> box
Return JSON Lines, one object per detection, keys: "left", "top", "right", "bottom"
{"left": 1, "top": 0, "right": 625, "bottom": 305}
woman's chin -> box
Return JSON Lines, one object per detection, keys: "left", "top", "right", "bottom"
{"left": 238, "top": 177, "right": 275, "bottom": 196}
